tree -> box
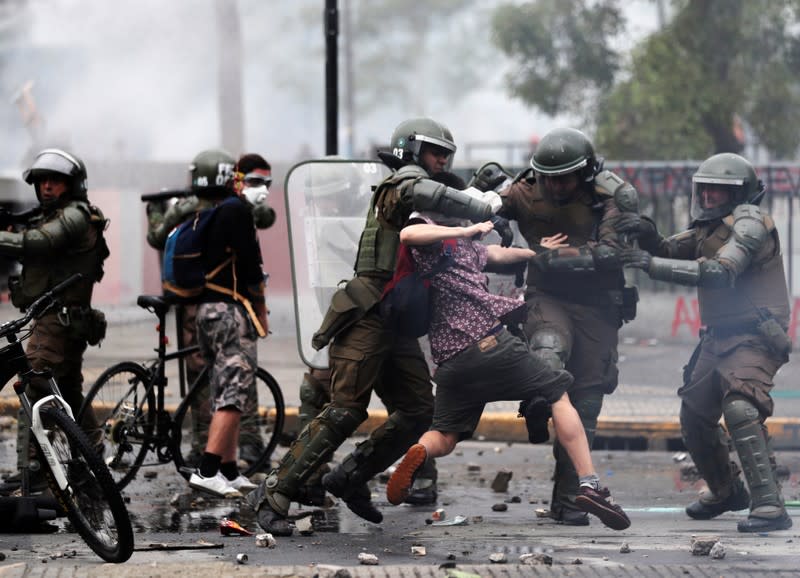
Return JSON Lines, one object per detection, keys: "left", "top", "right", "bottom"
{"left": 491, "top": 0, "right": 624, "bottom": 119}
{"left": 491, "top": 0, "right": 800, "bottom": 160}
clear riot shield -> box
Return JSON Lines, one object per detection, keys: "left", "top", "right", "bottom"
{"left": 284, "top": 159, "right": 391, "bottom": 369}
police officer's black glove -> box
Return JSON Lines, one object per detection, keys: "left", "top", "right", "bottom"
{"left": 490, "top": 215, "right": 514, "bottom": 247}
{"left": 619, "top": 248, "right": 653, "bottom": 271}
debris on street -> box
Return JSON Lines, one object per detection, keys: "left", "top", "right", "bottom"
{"left": 490, "top": 469, "right": 512, "bottom": 492}
{"left": 357, "top": 552, "right": 379, "bottom": 565}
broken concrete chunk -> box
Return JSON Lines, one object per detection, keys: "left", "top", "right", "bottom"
{"left": 358, "top": 553, "right": 379, "bottom": 565}
{"left": 690, "top": 535, "right": 720, "bottom": 556}
{"left": 488, "top": 552, "right": 507, "bottom": 564}
{"left": 491, "top": 469, "right": 513, "bottom": 492}
{"left": 710, "top": 542, "right": 726, "bottom": 559}
{"left": 519, "top": 553, "right": 553, "bottom": 566}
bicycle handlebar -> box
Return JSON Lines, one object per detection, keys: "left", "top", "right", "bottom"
{"left": 0, "top": 273, "right": 84, "bottom": 338}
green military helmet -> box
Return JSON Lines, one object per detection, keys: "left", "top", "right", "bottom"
{"left": 530, "top": 127, "right": 597, "bottom": 178}
{"left": 23, "top": 148, "right": 89, "bottom": 201}
{"left": 530, "top": 128, "right": 598, "bottom": 206}
{"left": 390, "top": 117, "right": 456, "bottom": 171}
{"left": 691, "top": 153, "right": 765, "bottom": 222}
{"left": 189, "top": 149, "right": 236, "bottom": 195}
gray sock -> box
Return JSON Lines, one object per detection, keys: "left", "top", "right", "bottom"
{"left": 579, "top": 473, "right": 600, "bottom": 490}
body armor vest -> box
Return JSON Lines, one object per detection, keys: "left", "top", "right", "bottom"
{"left": 15, "top": 200, "right": 109, "bottom": 308}
{"left": 697, "top": 216, "right": 790, "bottom": 328}
{"left": 354, "top": 167, "right": 423, "bottom": 279}
{"left": 508, "top": 179, "right": 625, "bottom": 299}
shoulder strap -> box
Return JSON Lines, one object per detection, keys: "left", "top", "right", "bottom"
{"left": 419, "top": 239, "right": 456, "bottom": 279}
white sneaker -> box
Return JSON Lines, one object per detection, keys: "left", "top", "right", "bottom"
{"left": 227, "top": 474, "right": 258, "bottom": 493}
{"left": 189, "top": 471, "right": 243, "bottom": 499}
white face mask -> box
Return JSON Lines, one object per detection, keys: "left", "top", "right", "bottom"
{"left": 243, "top": 184, "right": 269, "bottom": 206}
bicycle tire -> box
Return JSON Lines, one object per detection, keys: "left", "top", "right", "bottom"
{"left": 172, "top": 366, "right": 285, "bottom": 479}
{"left": 78, "top": 361, "right": 156, "bottom": 490}
{"left": 37, "top": 405, "right": 134, "bottom": 563}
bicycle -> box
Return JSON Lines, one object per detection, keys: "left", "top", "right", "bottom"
{"left": 0, "top": 274, "right": 134, "bottom": 563}
{"left": 78, "top": 294, "right": 285, "bottom": 491}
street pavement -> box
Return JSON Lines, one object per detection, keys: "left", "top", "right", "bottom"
{"left": 0, "top": 298, "right": 799, "bottom": 575}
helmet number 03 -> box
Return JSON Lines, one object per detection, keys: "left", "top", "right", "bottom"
{"left": 392, "top": 147, "right": 404, "bottom": 160}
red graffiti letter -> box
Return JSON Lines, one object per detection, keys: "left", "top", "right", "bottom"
{"left": 671, "top": 296, "right": 701, "bottom": 337}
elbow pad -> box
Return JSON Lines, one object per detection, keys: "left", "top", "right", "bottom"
{"left": 648, "top": 257, "right": 700, "bottom": 286}
{"left": 411, "top": 180, "right": 494, "bottom": 222}
{"left": 648, "top": 257, "right": 730, "bottom": 288}
{"left": 540, "top": 247, "right": 596, "bottom": 273}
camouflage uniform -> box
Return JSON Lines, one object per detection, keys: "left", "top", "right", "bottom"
{"left": 197, "top": 302, "right": 258, "bottom": 412}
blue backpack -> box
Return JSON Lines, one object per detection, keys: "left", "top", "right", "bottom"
{"left": 162, "top": 197, "right": 237, "bottom": 301}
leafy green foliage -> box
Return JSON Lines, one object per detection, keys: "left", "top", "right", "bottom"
{"left": 492, "top": 0, "right": 800, "bottom": 159}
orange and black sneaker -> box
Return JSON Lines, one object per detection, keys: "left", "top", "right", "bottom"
{"left": 575, "top": 485, "right": 631, "bottom": 531}
{"left": 386, "top": 444, "right": 428, "bottom": 506}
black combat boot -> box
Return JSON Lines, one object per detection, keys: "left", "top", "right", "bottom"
{"left": 322, "top": 465, "right": 383, "bottom": 523}
{"left": 686, "top": 478, "right": 750, "bottom": 520}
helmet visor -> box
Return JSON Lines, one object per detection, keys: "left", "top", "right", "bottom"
{"left": 690, "top": 176, "right": 743, "bottom": 221}
{"left": 537, "top": 171, "right": 583, "bottom": 206}
{"left": 24, "top": 150, "right": 79, "bottom": 183}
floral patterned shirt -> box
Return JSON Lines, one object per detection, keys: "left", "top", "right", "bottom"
{"left": 409, "top": 218, "right": 524, "bottom": 364}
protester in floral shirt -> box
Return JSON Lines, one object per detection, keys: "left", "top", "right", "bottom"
{"left": 385, "top": 213, "right": 631, "bottom": 531}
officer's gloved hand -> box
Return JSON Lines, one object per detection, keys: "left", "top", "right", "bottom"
{"left": 469, "top": 162, "right": 509, "bottom": 192}
{"left": 619, "top": 248, "right": 653, "bottom": 271}
{"left": 490, "top": 215, "right": 514, "bottom": 247}
{"left": 613, "top": 212, "right": 641, "bottom": 236}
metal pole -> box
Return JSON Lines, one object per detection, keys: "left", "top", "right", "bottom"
{"left": 343, "top": 0, "right": 355, "bottom": 157}
{"left": 325, "top": 0, "right": 339, "bottom": 155}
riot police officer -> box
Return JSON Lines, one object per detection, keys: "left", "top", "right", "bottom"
{"left": 620, "top": 153, "right": 793, "bottom": 532}
{"left": 247, "top": 117, "right": 503, "bottom": 535}
{"left": 0, "top": 148, "right": 109, "bottom": 493}
{"left": 499, "top": 127, "right": 637, "bottom": 526}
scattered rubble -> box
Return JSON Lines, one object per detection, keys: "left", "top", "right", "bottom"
{"left": 357, "top": 553, "right": 379, "bottom": 565}
{"left": 619, "top": 542, "right": 631, "bottom": 553}
{"left": 488, "top": 552, "right": 507, "bottom": 563}
{"left": 710, "top": 542, "right": 726, "bottom": 559}
{"left": 690, "top": 535, "right": 720, "bottom": 556}
{"left": 519, "top": 553, "right": 553, "bottom": 566}
{"left": 255, "top": 533, "right": 276, "bottom": 548}
{"left": 491, "top": 469, "right": 512, "bottom": 492}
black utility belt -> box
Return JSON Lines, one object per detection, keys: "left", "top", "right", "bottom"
{"left": 532, "top": 288, "right": 624, "bottom": 306}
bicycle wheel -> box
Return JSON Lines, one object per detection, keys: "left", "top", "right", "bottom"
{"left": 172, "top": 366, "right": 285, "bottom": 479}
{"left": 37, "top": 405, "right": 134, "bottom": 563}
{"left": 78, "top": 361, "right": 156, "bottom": 490}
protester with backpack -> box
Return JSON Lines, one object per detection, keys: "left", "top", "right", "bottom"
{"left": 248, "top": 117, "right": 503, "bottom": 536}
{"left": 146, "top": 153, "right": 275, "bottom": 472}
{"left": 385, "top": 213, "right": 631, "bottom": 531}
{"left": 0, "top": 148, "right": 110, "bottom": 495}
{"left": 178, "top": 149, "right": 268, "bottom": 498}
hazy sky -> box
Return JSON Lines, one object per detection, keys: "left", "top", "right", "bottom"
{"left": 1, "top": 0, "right": 660, "bottom": 167}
